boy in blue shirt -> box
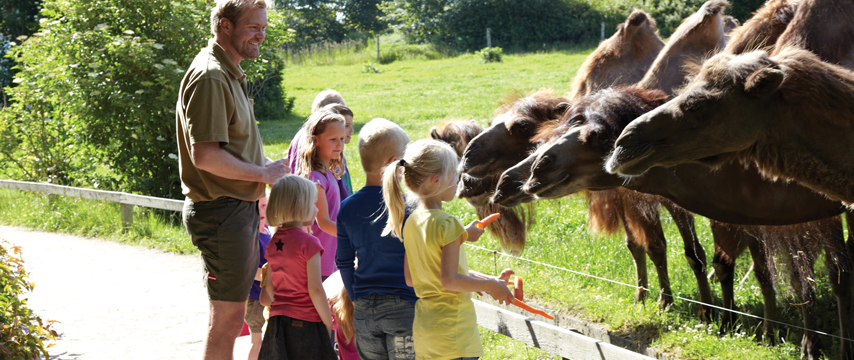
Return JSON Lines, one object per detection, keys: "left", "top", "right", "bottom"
{"left": 336, "top": 118, "right": 415, "bottom": 359}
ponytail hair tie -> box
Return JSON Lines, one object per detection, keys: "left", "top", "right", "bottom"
{"left": 398, "top": 159, "right": 408, "bottom": 168}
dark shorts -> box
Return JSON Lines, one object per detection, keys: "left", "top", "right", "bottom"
{"left": 259, "top": 315, "right": 337, "bottom": 360}
{"left": 183, "top": 197, "right": 260, "bottom": 302}
{"left": 245, "top": 299, "right": 266, "bottom": 333}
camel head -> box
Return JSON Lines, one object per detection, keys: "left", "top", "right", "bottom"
{"left": 460, "top": 90, "right": 570, "bottom": 178}
{"left": 525, "top": 88, "right": 668, "bottom": 198}
{"left": 606, "top": 50, "right": 784, "bottom": 176}
{"left": 490, "top": 155, "right": 537, "bottom": 208}
{"left": 430, "top": 118, "right": 484, "bottom": 157}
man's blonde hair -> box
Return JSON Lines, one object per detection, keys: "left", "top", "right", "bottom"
{"left": 382, "top": 139, "right": 459, "bottom": 239}
{"left": 359, "top": 118, "right": 410, "bottom": 174}
{"left": 266, "top": 175, "right": 317, "bottom": 226}
{"left": 210, "top": 0, "right": 271, "bottom": 36}
{"left": 312, "top": 90, "right": 346, "bottom": 113}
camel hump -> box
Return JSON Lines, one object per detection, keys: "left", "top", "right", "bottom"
{"left": 702, "top": 0, "right": 730, "bottom": 16}
{"left": 627, "top": 10, "right": 652, "bottom": 27}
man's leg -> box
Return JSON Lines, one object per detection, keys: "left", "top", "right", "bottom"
{"left": 204, "top": 300, "right": 246, "bottom": 360}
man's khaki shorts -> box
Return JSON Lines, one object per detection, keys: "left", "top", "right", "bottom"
{"left": 183, "top": 197, "right": 260, "bottom": 302}
{"left": 244, "top": 299, "right": 266, "bottom": 333}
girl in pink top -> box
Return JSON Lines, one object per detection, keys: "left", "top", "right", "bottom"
{"left": 295, "top": 110, "right": 348, "bottom": 278}
{"left": 260, "top": 175, "right": 336, "bottom": 359}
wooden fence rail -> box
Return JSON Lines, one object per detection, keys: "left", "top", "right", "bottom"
{"left": 0, "top": 179, "right": 654, "bottom": 360}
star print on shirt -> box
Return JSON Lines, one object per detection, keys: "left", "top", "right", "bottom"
{"left": 275, "top": 239, "right": 284, "bottom": 251}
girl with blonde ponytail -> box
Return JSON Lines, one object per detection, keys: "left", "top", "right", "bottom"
{"left": 381, "top": 139, "right": 516, "bottom": 360}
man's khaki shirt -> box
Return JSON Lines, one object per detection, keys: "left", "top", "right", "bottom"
{"left": 176, "top": 39, "right": 265, "bottom": 202}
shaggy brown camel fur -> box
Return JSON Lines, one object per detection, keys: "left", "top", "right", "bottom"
{"left": 567, "top": 10, "right": 664, "bottom": 100}
{"left": 524, "top": 87, "right": 852, "bottom": 358}
{"left": 429, "top": 119, "right": 530, "bottom": 256}
{"left": 722, "top": 0, "right": 797, "bottom": 55}
{"left": 607, "top": 46, "right": 854, "bottom": 208}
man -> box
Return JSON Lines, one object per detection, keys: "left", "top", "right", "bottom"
{"left": 176, "top": 1, "right": 287, "bottom": 358}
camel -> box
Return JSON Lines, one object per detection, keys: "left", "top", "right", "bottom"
{"left": 606, "top": 0, "right": 854, "bottom": 207}
{"left": 523, "top": 86, "right": 852, "bottom": 359}
{"left": 429, "top": 119, "right": 530, "bottom": 256}
{"left": 567, "top": 9, "right": 664, "bottom": 100}
{"left": 722, "top": 0, "right": 797, "bottom": 55}
{"left": 491, "top": 1, "right": 742, "bottom": 316}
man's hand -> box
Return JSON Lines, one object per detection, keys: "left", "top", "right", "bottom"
{"left": 262, "top": 159, "right": 290, "bottom": 184}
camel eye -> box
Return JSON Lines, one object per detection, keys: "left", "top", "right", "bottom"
{"left": 683, "top": 95, "right": 704, "bottom": 112}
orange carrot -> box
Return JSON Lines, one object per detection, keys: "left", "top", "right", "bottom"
{"left": 513, "top": 299, "right": 554, "bottom": 320}
{"left": 476, "top": 213, "right": 501, "bottom": 229}
{"left": 514, "top": 276, "right": 524, "bottom": 300}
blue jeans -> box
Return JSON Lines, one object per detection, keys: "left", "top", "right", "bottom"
{"left": 354, "top": 294, "right": 416, "bottom": 360}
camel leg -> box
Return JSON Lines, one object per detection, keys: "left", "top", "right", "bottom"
{"left": 747, "top": 237, "right": 776, "bottom": 344}
{"left": 663, "top": 202, "right": 712, "bottom": 321}
{"left": 710, "top": 221, "right": 748, "bottom": 333}
{"left": 821, "top": 216, "right": 854, "bottom": 360}
{"left": 624, "top": 203, "right": 673, "bottom": 309}
{"left": 788, "top": 248, "right": 822, "bottom": 360}
{"left": 624, "top": 222, "right": 650, "bottom": 305}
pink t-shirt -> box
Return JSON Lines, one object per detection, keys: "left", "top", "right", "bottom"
{"left": 309, "top": 170, "right": 341, "bottom": 277}
{"left": 333, "top": 313, "right": 360, "bottom": 360}
{"left": 266, "top": 227, "right": 325, "bottom": 322}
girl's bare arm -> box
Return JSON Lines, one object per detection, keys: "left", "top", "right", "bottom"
{"left": 314, "top": 184, "right": 337, "bottom": 236}
{"left": 440, "top": 237, "right": 514, "bottom": 304}
{"left": 307, "top": 253, "right": 334, "bottom": 337}
{"left": 260, "top": 266, "right": 274, "bottom": 307}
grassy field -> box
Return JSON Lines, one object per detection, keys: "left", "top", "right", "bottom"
{"left": 2, "top": 48, "right": 846, "bottom": 359}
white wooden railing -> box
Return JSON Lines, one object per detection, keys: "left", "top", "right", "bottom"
{"left": 0, "top": 179, "right": 656, "bottom": 360}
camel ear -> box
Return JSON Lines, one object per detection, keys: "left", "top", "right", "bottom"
{"left": 744, "top": 67, "right": 784, "bottom": 97}
{"left": 554, "top": 102, "right": 571, "bottom": 117}
{"left": 430, "top": 127, "right": 440, "bottom": 140}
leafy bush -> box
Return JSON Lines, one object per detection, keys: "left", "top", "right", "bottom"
{"left": 1, "top": 0, "right": 293, "bottom": 198}
{"left": 476, "top": 47, "right": 503, "bottom": 64}
{"left": 0, "top": 239, "right": 57, "bottom": 359}
{"left": 362, "top": 63, "right": 381, "bottom": 73}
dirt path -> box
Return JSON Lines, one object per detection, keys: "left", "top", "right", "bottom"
{"left": 1, "top": 226, "right": 253, "bottom": 360}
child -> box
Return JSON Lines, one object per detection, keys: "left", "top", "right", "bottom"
{"left": 296, "top": 111, "right": 348, "bottom": 280}
{"left": 245, "top": 194, "right": 271, "bottom": 360}
{"left": 336, "top": 118, "right": 417, "bottom": 359}
{"left": 287, "top": 91, "right": 355, "bottom": 198}
{"left": 259, "top": 174, "right": 336, "bottom": 359}
{"left": 382, "top": 139, "right": 515, "bottom": 360}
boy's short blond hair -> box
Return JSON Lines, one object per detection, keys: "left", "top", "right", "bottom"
{"left": 358, "top": 118, "right": 410, "bottom": 174}
{"left": 311, "top": 90, "right": 346, "bottom": 113}
{"left": 266, "top": 175, "right": 318, "bottom": 226}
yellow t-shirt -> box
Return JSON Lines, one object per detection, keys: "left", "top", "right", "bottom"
{"left": 403, "top": 209, "right": 483, "bottom": 360}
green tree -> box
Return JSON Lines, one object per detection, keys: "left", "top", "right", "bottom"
{"left": 379, "top": 0, "right": 452, "bottom": 44}
{"left": 343, "top": 0, "right": 387, "bottom": 62}
{"left": 1, "top": 0, "right": 293, "bottom": 197}
{"left": 0, "top": 0, "right": 43, "bottom": 108}
{"left": 276, "top": 0, "right": 347, "bottom": 50}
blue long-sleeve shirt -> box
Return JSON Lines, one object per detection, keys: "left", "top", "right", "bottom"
{"left": 336, "top": 186, "right": 417, "bottom": 304}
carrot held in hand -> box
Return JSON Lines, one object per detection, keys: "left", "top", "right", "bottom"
{"left": 514, "top": 276, "right": 524, "bottom": 300}
{"left": 513, "top": 299, "right": 554, "bottom": 320}
{"left": 477, "top": 213, "right": 501, "bottom": 229}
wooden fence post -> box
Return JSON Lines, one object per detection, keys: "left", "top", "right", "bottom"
{"left": 486, "top": 28, "right": 492, "bottom": 48}
{"left": 120, "top": 203, "right": 133, "bottom": 231}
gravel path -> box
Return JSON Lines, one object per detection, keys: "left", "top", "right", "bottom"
{"left": 1, "top": 226, "right": 253, "bottom": 360}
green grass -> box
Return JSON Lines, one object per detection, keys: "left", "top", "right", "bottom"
{"left": 2, "top": 47, "right": 846, "bottom": 359}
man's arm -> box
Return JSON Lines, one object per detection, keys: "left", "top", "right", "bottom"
{"left": 192, "top": 142, "right": 288, "bottom": 185}
{"left": 336, "top": 217, "right": 356, "bottom": 299}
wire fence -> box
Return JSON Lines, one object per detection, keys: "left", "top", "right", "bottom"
{"left": 465, "top": 243, "right": 854, "bottom": 345}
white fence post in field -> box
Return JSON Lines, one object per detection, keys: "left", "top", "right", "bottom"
{"left": 120, "top": 203, "right": 134, "bottom": 231}
{"left": 601, "top": 22, "right": 605, "bottom": 42}
{"left": 486, "top": 28, "right": 492, "bottom": 48}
